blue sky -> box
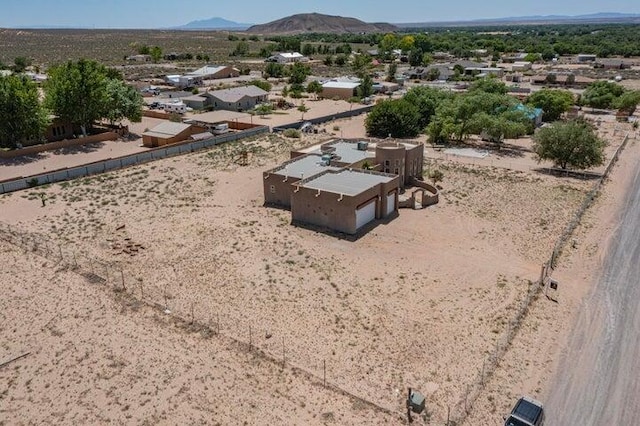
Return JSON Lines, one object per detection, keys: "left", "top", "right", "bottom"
{"left": 1, "top": 0, "right": 638, "bottom": 28}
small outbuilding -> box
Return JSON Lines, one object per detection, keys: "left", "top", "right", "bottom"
{"left": 142, "top": 122, "right": 201, "bottom": 147}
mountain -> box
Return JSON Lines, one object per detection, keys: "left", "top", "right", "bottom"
{"left": 246, "top": 13, "right": 397, "bottom": 35}
{"left": 398, "top": 12, "right": 640, "bottom": 28}
{"left": 176, "top": 17, "right": 252, "bottom": 30}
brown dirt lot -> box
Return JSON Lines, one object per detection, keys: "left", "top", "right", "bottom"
{"left": 0, "top": 115, "right": 634, "bottom": 424}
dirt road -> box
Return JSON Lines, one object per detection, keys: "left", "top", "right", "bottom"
{"left": 547, "top": 164, "right": 640, "bottom": 424}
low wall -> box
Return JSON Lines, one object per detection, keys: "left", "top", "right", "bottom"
{"left": 399, "top": 178, "right": 439, "bottom": 209}
{"left": 272, "top": 105, "right": 374, "bottom": 132}
{"left": 0, "top": 132, "right": 119, "bottom": 159}
{"left": 142, "top": 110, "right": 172, "bottom": 119}
{"left": 0, "top": 126, "right": 269, "bottom": 195}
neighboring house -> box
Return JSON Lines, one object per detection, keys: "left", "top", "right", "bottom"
{"left": 164, "top": 65, "right": 239, "bottom": 89}
{"left": 142, "top": 122, "right": 205, "bottom": 147}
{"left": 165, "top": 74, "right": 203, "bottom": 88}
{"left": 264, "top": 139, "right": 426, "bottom": 235}
{"left": 502, "top": 52, "right": 528, "bottom": 63}
{"left": 42, "top": 117, "right": 76, "bottom": 144}
{"left": 321, "top": 79, "right": 361, "bottom": 100}
{"left": 577, "top": 54, "right": 597, "bottom": 63}
{"left": 465, "top": 67, "right": 504, "bottom": 78}
{"left": 127, "top": 54, "right": 151, "bottom": 62}
{"left": 183, "top": 85, "right": 269, "bottom": 111}
{"left": 531, "top": 73, "right": 595, "bottom": 88}
{"left": 267, "top": 52, "right": 308, "bottom": 64}
{"left": 594, "top": 58, "right": 633, "bottom": 70}
{"left": 512, "top": 61, "right": 532, "bottom": 72}
{"left": 185, "top": 65, "right": 240, "bottom": 80}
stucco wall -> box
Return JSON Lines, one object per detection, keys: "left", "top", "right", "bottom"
{"left": 0, "top": 132, "right": 119, "bottom": 159}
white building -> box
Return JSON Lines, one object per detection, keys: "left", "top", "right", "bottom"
{"left": 268, "top": 52, "right": 309, "bottom": 64}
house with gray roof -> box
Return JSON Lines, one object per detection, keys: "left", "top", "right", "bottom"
{"left": 182, "top": 85, "right": 269, "bottom": 111}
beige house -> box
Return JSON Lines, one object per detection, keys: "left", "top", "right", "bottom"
{"left": 321, "top": 80, "right": 361, "bottom": 100}
{"left": 264, "top": 138, "right": 426, "bottom": 235}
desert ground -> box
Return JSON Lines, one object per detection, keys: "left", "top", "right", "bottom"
{"left": 0, "top": 110, "right": 636, "bottom": 424}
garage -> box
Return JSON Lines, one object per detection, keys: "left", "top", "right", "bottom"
{"left": 386, "top": 192, "right": 396, "bottom": 216}
{"left": 356, "top": 199, "right": 376, "bottom": 230}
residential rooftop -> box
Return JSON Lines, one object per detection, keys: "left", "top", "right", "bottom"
{"left": 208, "top": 85, "right": 268, "bottom": 103}
{"left": 269, "top": 154, "right": 340, "bottom": 180}
{"left": 300, "top": 169, "right": 395, "bottom": 197}
{"left": 142, "top": 122, "right": 191, "bottom": 138}
{"left": 306, "top": 140, "right": 375, "bottom": 164}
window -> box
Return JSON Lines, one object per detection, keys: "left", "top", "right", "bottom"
{"left": 395, "top": 159, "right": 400, "bottom": 166}
{"left": 270, "top": 185, "right": 276, "bottom": 194}
{"left": 384, "top": 160, "right": 390, "bottom": 166}
{"left": 384, "top": 168, "right": 390, "bottom": 173}
{"left": 394, "top": 168, "right": 399, "bottom": 175}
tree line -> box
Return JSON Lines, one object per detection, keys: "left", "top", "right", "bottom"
{"left": 0, "top": 59, "right": 142, "bottom": 149}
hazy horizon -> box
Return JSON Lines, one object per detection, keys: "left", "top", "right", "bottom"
{"left": 1, "top": 0, "right": 638, "bottom": 29}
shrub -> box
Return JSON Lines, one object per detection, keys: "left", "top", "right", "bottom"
{"left": 283, "top": 129, "right": 301, "bottom": 138}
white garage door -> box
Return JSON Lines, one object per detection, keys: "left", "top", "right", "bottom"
{"left": 386, "top": 193, "right": 396, "bottom": 216}
{"left": 356, "top": 200, "right": 376, "bottom": 230}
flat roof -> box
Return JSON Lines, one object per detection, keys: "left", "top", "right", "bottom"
{"left": 308, "top": 141, "right": 374, "bottom": 164}
{"left": 322, "top": 81, "right": 361, "bottom": 89}
{"left": 301, "top": 169, "right": 395, "bottom": 197}
{"left": 270, "top": 154, "right": 340, "bottom": 179}
{"left": 142, "top": 122, "right": 191, "bottom": 138}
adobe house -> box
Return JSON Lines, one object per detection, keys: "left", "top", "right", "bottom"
{"left": 291, "top": 169, "right": 399, "bottom": 234}
{"left": 264, "top": 138, "right": 431, "bottom": 235}
{"left": 263, "top": 153, "right": 341, "bottom": 208}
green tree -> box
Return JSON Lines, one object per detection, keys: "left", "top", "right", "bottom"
{"left": 307, "top": 80, "right": 323, "bottom": 99}
{"left": 149, "top": 46, "right": 162, "bottom": 63}
{"left": 104, "top": 78, "right": 143, "bottom": 125}
{"left": 468, "top": 78, "right": 507, "bottom": 95}
{"left": 365, "top": 99, "right": 421, "bottom": 138}
{"left": 582, "top": 81, "right": 625, "bottom": 109}
{"left": 357, "top": 74, "right": 374, "bottom": 99}
{"left": 231, "top": 41, "right": 250, "bottom": 57}
{"left": 351, "top": 54, "right": 372, "bottom": 78}
{"left": 613, "top": 90, "right": 640, "bottom": 111}
{"left": 323, "top": 55, "right": 334, "bottom": 66}
{"left": 533, "top": 119, "right": 606, "bottom": 169}
{"left": 335, "top": 54, "right": 347, "bottom": 67}
{"left": 45, "top": 59, "right": 110, "bottom": 136}
{"left": 527, "top": 89, "right": 574, "bottom": 121}
{"left": 13, "top": 57, "right": 31, "bottom": 73}
{"left": 289, "top": 62, "right": 310, "bottom": 86}
{"left": 263, "top": 62, "right": 285, "bottom": 78}
{"left": 386, "top": 63, "right": 398, "bottom": 82}
{"left": 0, "top": 75, "right": 50, "bottom": 148}
{"left": 403, "top": 86, "right": 453, "bottom": 128}
{"left": 408, "top": 48, "right": 424, "bottom": 67}
{"left": 249, "top": 79, "right": 272, "bottom": 92}
{"left": 379, "top": 33, "right": 399, "bottom": 57}
{"left": 254, "top": 103, "right": 273, "bottom": 116}
{"left": 137, "top": 44, "right": 150, "bottom": 55}
{"left": 399, "top": 35, "right": 415, "bottom": 53}
{"left": 297, "top": 102, "right": 310, "bottom": 120}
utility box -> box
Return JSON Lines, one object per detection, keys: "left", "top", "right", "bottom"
{"left": 408, "top": 389, "right": 426, "bottom": 414}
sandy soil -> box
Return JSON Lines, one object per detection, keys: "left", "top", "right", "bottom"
{"left": 0, "top": 112, "right": 634, "bottom": 424}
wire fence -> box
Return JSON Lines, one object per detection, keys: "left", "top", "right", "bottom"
{"left": 0, "top": 222, "right": 399, "bottom": 419}
{"left": 448, "top": 132, "right": 631, "bottom": 425}
{"left": 0, "top": 132, "right": 631, "bottom": 425}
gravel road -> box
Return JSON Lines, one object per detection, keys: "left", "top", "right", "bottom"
{"left": 547, "top": 164, "right": 640, "bottom": 424}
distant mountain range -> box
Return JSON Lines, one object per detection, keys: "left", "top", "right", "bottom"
{"left": 174, "top": 17, "right": 252, "bottom": 30}
{"left": 398, "top": 12, "right": 640, "bottom": 28}
{"left": 246, "top": 13, "right": 397, "bottom": 35}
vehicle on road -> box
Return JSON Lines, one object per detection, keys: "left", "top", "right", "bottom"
{"left": 504, "top": 396, "right": 545, "bottom": 426}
